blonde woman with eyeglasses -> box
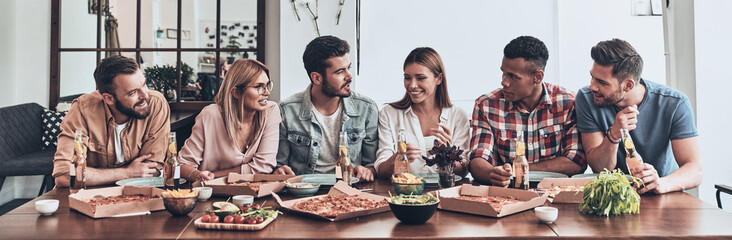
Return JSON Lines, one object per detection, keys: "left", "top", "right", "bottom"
{"left": 179, "top": 59, "right": 281, "bottom": 182}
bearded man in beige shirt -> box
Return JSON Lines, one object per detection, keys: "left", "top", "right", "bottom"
{"left": 53, "top": 56, "right": 170, "bottom": 187}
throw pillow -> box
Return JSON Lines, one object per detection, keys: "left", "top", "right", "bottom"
{"left": 42, "top": 109, "right": 67, "bottom": 149}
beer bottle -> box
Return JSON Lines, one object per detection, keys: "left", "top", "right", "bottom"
{"left": 338, "top": 131, "right": 352, "bottom": 186}
{"left": 621, "top": 129, "right": 644, "bottom": 175}
{"left": 164, "top": 132, "right": 180, "bottom": 190}
{"left": 394, "top": 129, "right": 410, "bottom": 175}
{"left": 511, "top": 133, "right": 529, "bottom": 190}
{"left": 71, "top": 130, "right": 87, "bottom": 190}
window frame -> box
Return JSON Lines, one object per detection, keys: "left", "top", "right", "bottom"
{"left": 49, "top": 0, "right": 266, "bottom": 111}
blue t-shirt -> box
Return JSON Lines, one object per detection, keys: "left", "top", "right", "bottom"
{"left": 575, "top": 79, "right": 697, "bottom": 177}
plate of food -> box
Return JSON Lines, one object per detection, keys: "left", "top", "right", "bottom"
{"left": 300, "top": 174, "right": 359, "bottom": 186}
{"left": 115, "top": 177, "right": 186, "bottom": 188}
{"left": 194, "top": 201, "right": 281, "bottom": 231}
{"left": 411, "top": 173, "right": 463, "bottom": 188}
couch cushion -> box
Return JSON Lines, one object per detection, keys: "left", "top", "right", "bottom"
{"left": 0, "top": 147, "right": 55, "bottom": 176}
{"left": 41, "top": 109, "right": 67, "bottom": 149}
{"left": 0, "top": 103, "right": 44, "bottom": 160}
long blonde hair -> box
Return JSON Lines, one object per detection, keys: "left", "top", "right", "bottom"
{"left": 390, "top": 47, "right": 452, "bottom": 109}
{"left": 214, "top": 59, "right": 270, "bottom": 151}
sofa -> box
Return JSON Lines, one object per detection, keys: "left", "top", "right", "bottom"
{"left": 0, "top": 103, "right": 55, "bottom": 196}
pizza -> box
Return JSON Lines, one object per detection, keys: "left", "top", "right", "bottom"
{"left": 227, "top": 182, "right": 267, "bottom": 192}
{"left": 452, "top": 195, "right": 524, "bottom": 213}
{"left": 292, "top": 195, "right": 388, "bottom": 218}
{"left": 84, "top": 194, "right": 159, "bottom": 212}
{"left": 538, "top": 185, "right": 583, "bottom": 198}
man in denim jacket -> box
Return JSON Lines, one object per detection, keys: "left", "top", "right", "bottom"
{"left": 273, "top": 36, "right": 378, "bottom": 182}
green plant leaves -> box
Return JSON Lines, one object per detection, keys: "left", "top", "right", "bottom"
{"left": 579, "top": 169, "right": 640, "bottom": 216}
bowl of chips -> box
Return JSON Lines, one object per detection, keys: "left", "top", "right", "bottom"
{"left": 162, "top": 189, "right": 199, "bottom": 216}
{"left": 392, "top": 173, "right": 426, "bottom": 195}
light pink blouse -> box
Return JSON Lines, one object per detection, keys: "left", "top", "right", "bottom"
{"left": 178, "top": 102, "right": 281, "bottom": 174}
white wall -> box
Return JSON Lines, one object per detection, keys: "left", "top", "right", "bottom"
{"left": 0, "top": 0, "right": 51, "bottom": 206}
{"left": 694, "top": 0, "right": 732, "bottom": 212}
{"left": 354, "top": 0, "right": 665, "bottom": 114}
{"left": 279, "top": 0, "right": 357, "bottom": 99}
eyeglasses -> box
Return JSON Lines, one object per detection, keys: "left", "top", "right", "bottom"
{"left": 240, "top": 81, "right": 274, "bottom": 95}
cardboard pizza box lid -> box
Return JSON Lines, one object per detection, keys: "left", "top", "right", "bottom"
{"left": 273, "top": 181, "right": 389, "bottom": 222}
{"left": 68, "top": 186, "right": 164, "bottom": 218}
{"left": 537, "top": 178, "right": 589, "bottom": 203}
{"left": 203, "top": 174, "right": 300, "bottom": 198}
{"left": 437, "top": 184, "right": 548, "bottom": 217}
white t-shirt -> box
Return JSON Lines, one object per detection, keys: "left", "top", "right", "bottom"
{"left": 375, "top": 105, "right": 471, "bottom": 174}
{"left": 114, "top": 122, "right": 128, "bottom": 165}
{"left": 311, "top": 103, "right": 343, "bottom": 174}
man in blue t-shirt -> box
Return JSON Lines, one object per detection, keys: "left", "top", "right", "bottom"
{"left": 575, "top": 39, "right": 701, "bottom": 194}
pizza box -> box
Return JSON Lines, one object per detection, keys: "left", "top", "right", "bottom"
{"left": 436, "top": 184, "right": 548, "bottom": 218}
{"left": 536, "top": 178, "right": 589, "bottom": 203}
{"left": 69, "top": 185, "right": 164, "bottom": 218}
{"left": 272, "top": 181, "right": 390, "bottom": 222}
{"left": 201, "top": 173, "right": 298, "bottom": 198}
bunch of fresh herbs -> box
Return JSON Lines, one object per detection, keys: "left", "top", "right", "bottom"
{"left": 579, "top": 169, "right": 641, "bottom": 216}
{"left": 422, "top": 139, "right": 464, "bottom": 168}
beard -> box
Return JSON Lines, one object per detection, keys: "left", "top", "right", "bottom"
{"left": 593, "top": 87, "right": 624, "bottom": 107}
{"left": 321, "top": 75, "right": 352, "bottom": 98}
{"left": 114, "top": 96, "right": 151, "bottom": 119}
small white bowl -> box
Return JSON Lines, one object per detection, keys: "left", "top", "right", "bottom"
{"left": 35, "top": 199, "right": 59, "bottom": 216}
{"left": 232, "top": 195, "right": 254, "bottom": 207}
{"left": 535, "top": 206, "right": 558, "bottom": 223}
{"left": 192, "top": 187, "right": 212, "bottom": 201}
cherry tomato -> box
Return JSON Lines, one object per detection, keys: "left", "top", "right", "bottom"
{"left": 240, "top": 206, "right": 250, "bottom": 212}
{"left": 200, "top": 214, "right": 211, "bottom": 223}
{"left": 209, "top": 215, "right": 220, "bottom": 223}
{"left": 251, "top": 204, "right": 260, "bottom": 210}
{"left": 256, "top": 216, "right": 264, "bottom": 224}
{"left": 245, "top": 216, "right": 257, "bottom": 224}
{"left": 234, "top": 215, "right": 245, "bottom": 224}
{"left": 223, "top": 215, "right": 235, "bottom": 224}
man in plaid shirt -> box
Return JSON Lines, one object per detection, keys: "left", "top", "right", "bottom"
{"left": 468, "top": 36, "right": 586, "bottom": 187}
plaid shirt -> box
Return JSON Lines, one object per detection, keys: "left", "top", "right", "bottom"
{"left": 469, "top": 82, "right": 585, "bottom": 167}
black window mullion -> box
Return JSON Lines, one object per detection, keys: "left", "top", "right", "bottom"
{"left": 176, "top": 0, "right": 182, "bottom": 103}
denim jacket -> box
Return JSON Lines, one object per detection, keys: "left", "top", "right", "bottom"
{"left": 276, "top": 84, "right": 379, "bottom": 175}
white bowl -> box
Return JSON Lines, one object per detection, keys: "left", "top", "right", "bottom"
{"left": 232, "top": 195, "right": 254, "bottom": 207}
{"left": 535, "top": 206, "right": 558, "bottom": 223}
{"left": 192, "top": 187, "right": 212, "bottom": 201}
{"left": 35, "top": 199, "right": 59, "bottom": 216}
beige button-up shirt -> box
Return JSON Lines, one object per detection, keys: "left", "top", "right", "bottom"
{"left": 52, "top": 90, "right": 171, "bottom": 177}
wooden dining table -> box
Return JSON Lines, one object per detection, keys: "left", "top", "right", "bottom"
{"left": 1, "top": 177, "right": 731, "bottom": 239}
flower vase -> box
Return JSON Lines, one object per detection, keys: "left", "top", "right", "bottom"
{"left": 437, "top": 164, "right": 455, "bottom": 188}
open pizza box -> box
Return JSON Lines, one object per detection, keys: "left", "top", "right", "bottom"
{"left": 69, "top": 185, "right": 165, "bottom": 218}
{"left": 436, "top": 184, "right": 548, "bottom": 218}
{"left": 200, "top": 172, "right": 298, "bottom": 198}
{"left": 272, "top": 181, "right": 390, "bottom": 222}
{"left": 536, "top": 178, "right": 589, "bottom": 203}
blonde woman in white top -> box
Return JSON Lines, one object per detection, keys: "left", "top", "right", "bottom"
{"left": 375, "top": 47, "right": 470, "bottom": 177}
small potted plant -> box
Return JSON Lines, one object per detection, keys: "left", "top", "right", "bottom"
{"left": 225, "top": 35, "right": 242, "bottom": 64}
{"left": 423, "top": 140, "right": 464, "bottom": 188}
{"left": 145, "top": 63, "right": 194, "bottom": 101}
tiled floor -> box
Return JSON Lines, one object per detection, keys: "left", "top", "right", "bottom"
{"left": 0, "top": 199, "right": 31, "bottom": 216}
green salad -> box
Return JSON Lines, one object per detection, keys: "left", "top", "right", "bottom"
{"left": 579, "top": 169, "right": 641, "bottom": 216}
{"left": 388, "top": 193, "right": 438, "bottom": 205}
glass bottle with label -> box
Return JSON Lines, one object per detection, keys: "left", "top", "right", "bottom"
{"left": 338, "top": 131, "right": 352, "bottom": 186}
{"left": 164, "top": 132, "right": 180, "bottom": 190}
{"left": 394, "top": 129, "right": 409, "bottom": 175}
{"left": 511, "top": 133, "right": 529, "bottom": 190}
{"left": 621, "top": 128, "right": 644, "bottom": 175}
{"left": 71, "top": 130, "right": 87, "bottom": 190}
